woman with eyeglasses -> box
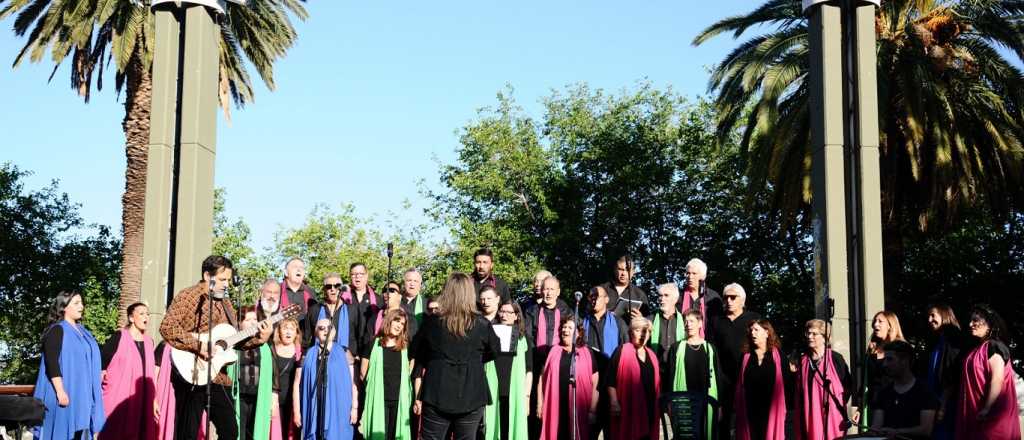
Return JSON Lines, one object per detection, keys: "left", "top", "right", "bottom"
{"left": 304, "top": 273, "right": 356, "bottom": 350}
{"left": 793, "top": 319, "right": 851, "bottom": 440}
{"left": 924, "top": 303, "right": 962, "bottom": 440}
{"left": 665, "top": 309, "right": 722, "bottom": 440}
{"left": 33, "top": 291, "right": 106, "bottom": 440}
{"left": 484, "top": 300, "right": 532, "bottom": 440}
{"left": 360, "top": 309, "right": 414, "bottom": 440}
{"left": 536, "top": 314, "right": 600, "bottom": 440}
{"left": 955, "top": 305, "right": 1019, "bottom": 440}
{"left": 853, "top": 310, "right": 905, "bottom": 427}
{"left": 734, "top": 319, "right": 786, "bottom": 440}
{"left": 412, "top": 273, "right": 500, "bottom": 440}
{"left": 300, "top": 318, "right": 358, "bottom": 440}
{"left": 608, "top": 317, "right": 661, "bottom": 440}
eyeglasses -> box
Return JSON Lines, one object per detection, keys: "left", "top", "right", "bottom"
{"left": 499, "top": 309, "right": 516, "bottom": 315}
{"left": 324, "top": 283, "right": 343, "bottom": 291}
{"left": 384, "top": 287, "right": 400, "bottom": 294}
{"left": 805, "top": 331, "right": 824, "bottom": 337}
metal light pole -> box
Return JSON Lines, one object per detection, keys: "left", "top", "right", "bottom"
{"left": 140, "top": 0, "right": 227, "bottom": 336}
{"left": 805, "top": 0, "right": 885, "bottom": 382}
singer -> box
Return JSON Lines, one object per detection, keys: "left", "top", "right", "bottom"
{"left": 793, "top": 319, "right": 851, "bottom": 440}
{"left": 159, "top": 255, "right": 273, "bottom": 440}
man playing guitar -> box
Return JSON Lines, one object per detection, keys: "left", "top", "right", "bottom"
{"left": 160, "top": 255, "right": 273, "bottom": 440}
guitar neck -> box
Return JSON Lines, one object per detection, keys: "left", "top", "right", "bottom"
{"left": 222, "top": 313, "right": 286, "bottom": 347}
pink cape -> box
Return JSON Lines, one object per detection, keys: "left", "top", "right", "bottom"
{"left": 535, "top": 308, "right": 560, "bottom": 348}
{"left": 279, "top": 281, "right": 314, "bottom": 310}
{"left": 99, "top": 329, "right": 157, "bottom": 440}
{"left": 611, "top": 343, "right": 661, "bottom": 440}
{"left": 540, "top": 345, "right": 594, "bottom": 440}
{"left": 956, "top": 340, "right": 1021, "bottom": 440}
{"left": 155, "top": 343, "right": 176, "bottom": 440}
{"left": 795, "top": 352, "right": 845, "bottom": 440}
{"left": 735, "top": 349, "right": 786, "bottom": 440}
{"left": 680, "top": 289, "right": 705, "bottom": 338}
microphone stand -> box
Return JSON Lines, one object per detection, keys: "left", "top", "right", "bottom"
{"left": 817, "top": 297, "right": 852, "bottom": 439}
{"left": 315, "top": 338, "right": 329, "bottom": 440}
{"left": 386, "top": 242, "right": 394, "bottom": 283}
{"left": 205, "top": 279, "right": 215, "bottom": 440}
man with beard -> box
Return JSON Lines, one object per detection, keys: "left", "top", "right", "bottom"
{"left": 472, "top": 248, "right": 511, "bottom": 302}
{"left": 602, "top": 255, "right": 649, "bottom": 322}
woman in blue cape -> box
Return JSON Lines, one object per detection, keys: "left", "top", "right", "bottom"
{"left": 300, "top": 317, "right": 357, "bottom": 440}
{"left": 33, "top": 291, "right": 106, "bottom": 440}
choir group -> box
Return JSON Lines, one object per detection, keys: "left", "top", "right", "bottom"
{"left": 29, "top": 250, "right": 1022, "bottom": 440}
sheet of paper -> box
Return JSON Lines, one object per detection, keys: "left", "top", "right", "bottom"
{"left": 493, "top": 324, "right": 513, "bottom": 352}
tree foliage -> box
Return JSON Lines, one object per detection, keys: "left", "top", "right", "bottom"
{"left": 0, "top": 163, "right": 121, "bottom": 384}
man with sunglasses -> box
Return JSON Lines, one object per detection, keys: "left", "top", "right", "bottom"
{"left": 303, "top": 273, "right": 358, "bottom": 350}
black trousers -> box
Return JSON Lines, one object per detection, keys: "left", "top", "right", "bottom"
{"left": 420, "top": 405, "right": 484, "bottom": 440}
{"left": 238, "top": 393, "right": 257, "bottom": 440}
{"left": 172, "top": 372, "right": 238, "bottom": 440}
{"left": 384, "top": 400, "right": 399, "bottom": 440}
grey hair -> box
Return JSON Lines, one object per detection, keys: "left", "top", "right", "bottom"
{"left": 323, "top": 272, "right": 342, "bottom": 283}
{"left": 686, "top": 258, "right": 708, "bottom": 276}
{"left": 722, "top": 282, "right": 746, "bottom": 298}
{"left": 658, "top": 283, "right": 680, "bottom": 298}
{"left": 260, "top": 278, "right": 280, "bottom": 290}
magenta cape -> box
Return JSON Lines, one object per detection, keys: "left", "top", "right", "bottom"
{"left": 794, "top": 352, "right": 845, "bottom": 440}
{"left": 99, "top": 329, "right": 157, "bottom": 440}
{"left": 734, "top": 349, "right": 786, "bottom": 440}
{"left": 535, "top": 308, "right": 560, "bottom": 348}
{"left": 680, "top": 289, "right": 706, "bottom": 338}
{"left": 155, "top": 343, "right": 175, "bottom": 440}
{"left": 611, "top": 343, "right": 661, "bottom": 440}
{"left": 539, "top": 345, "right": 594, "bottom": 440}
{"left": 956, "top": 340, "right": 1020, "bottom": 440}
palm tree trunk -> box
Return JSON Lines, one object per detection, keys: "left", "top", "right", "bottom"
{"left": 118, "top": 48, "right": 152, "bottom": 326}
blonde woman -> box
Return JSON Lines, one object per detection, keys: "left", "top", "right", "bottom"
{"left": 855, "top": 310, "right": 905, "bottom": 426}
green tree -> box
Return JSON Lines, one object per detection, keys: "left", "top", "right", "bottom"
{"left": 0, "top": 163, "right": 121, "bottom": 383}
{"left": 693, "top": 0, "right": 1024, "bottom": 293}
{"left": 212, "top": 188, "right": 276, "bottom": 305}
{"left": 1, "top": 0, "right": 308, "bottom": 324}
{"left": 429, "top": 83, "right": 815, "bottom": 342}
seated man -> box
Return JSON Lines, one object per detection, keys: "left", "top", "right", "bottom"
{"left": 870, "top": 340, "right": 939, "bottom": 440}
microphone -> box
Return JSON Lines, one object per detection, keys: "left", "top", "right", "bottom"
{"left": 387, "top": 242, "right": 394, "bottom": 258}
{"left": 574, "top": 291, "right": 583, "bottom": 303}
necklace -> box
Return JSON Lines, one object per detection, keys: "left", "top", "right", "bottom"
{"left": 687, "top": 341, "right": 703, "bottom": 351}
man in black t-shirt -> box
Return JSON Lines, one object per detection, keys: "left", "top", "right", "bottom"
{"left": 870, "top": 340, "right": 939, "bottom": 440}
{"left": 472, "top": 247, "right": 512, "bottom": 302}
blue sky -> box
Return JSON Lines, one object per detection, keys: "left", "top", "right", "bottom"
{"left": 2, "top": 1, "right": 753, "bottom": 251}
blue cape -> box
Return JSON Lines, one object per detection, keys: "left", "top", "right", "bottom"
{"left": 300, "top": 341, "right": 353, "bottom": 440}
{"left": 33, "top": 321, "right": 106, "bottom": 440}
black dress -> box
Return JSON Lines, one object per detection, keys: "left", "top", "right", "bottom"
{"left": 607, "top": 345, "right": 658, "bottom": 435}
{"left": 551, "top": 347, "right": 600, "bottom": 440}
{"left": 743, "top": 352, "right": 776, "bottom": 440}
{"left": 273, "top": 348, "right": 298, "bottom": 439}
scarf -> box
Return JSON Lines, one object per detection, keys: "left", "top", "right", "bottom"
{"left": 680, "top": 289, "right": 706, "bottom": 338}
{"left": 540, "top": 346, "right": 594, "bottom": 440}
{"left": 155, "top": 343, "right": 176, "bottom": 440}
{"left": 318, "top": 303, "right": 351, "bottom": 351}
{"left": 362, "top": 342, "right": 411, "bottom": 440}
{"left": 611, "top": 343, "right": 661, "bottom": 440}
{"left": 33, "top": 321, "right": 106, "bottom": 440}
{"left": 300, "top": 342, "right": 354, "bottom": 440}
{"left": 956, "top": 340, "right": 1021, "bottom": 440}
{"left": 584, "top": 312, "right": 620, "bottom": 357}
{"left": 349, "top": 285, "right": 380, "bottom": 309}
{"left": 672, "top": 341, "right": 718, "bottom": 439}
{"left": 795, "top": 352, "right": 845, "bottom": 440}
{"left": 405, "top": 295, "right": 424, "bottom": 324}
{"left": 484, "top": 337, "right": 529, "bottom": 440}
{"left": 99, "top": 329, "right": 157, "bottom": 440}
{"left": 650, "top": 312, "right": 683, "bottom": 353}
{"left": 535, "top": 307, "right": 560, "bottom": 348}
{"left": 735, "top": 349, "right": 786, "bottom": 440}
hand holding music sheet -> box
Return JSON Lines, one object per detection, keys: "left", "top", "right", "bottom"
{"left": 493, "top": 324, "right": 513, "bottom": 352}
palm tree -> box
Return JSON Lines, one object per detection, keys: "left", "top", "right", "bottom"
{"left": 1, "top": 0, "right": 307, "bottom": 321}
{"left": 694, "top": 0, "right": 1024, "bottom": 290}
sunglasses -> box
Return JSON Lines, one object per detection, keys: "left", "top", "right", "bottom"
{"left": 384, "top": 287, "right": 400, "bottom": 294}
{"left": 324, "top": 283, "right": 344, "bottom": 291}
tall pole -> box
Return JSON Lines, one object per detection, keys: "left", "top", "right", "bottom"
{"left": 141, "top": 1, "right": 221, "bottom": 337}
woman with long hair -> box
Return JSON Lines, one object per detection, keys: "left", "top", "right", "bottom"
{"left": 734, "top": 319, "right": 786, "bottom": 440}
{"left": 364, "top": 281, "right": 416, "bottom": 351}
{"left": 300, "top": 318, "right": 358, "bottom": 440}
{"left": 360, "top": 309, "right": 414, "bottom": 440}
{"left": 33, "top": 291, "right": 106, "bottom": 439}
{"left": 272, "top": 318, "right": 303, "bottom": 440}
{"left": 608, "top": 317, "right": 661, "bottom": 440}
{"left": 925, "top": 303, "right": 962, "bottom": 440}
{"left": 955, "top": 305, "right": 1020, "bottom": 440}
{"left": 856, "top": 310, "right": 905, "bottom": 426}
{"left": 412, "top": 273, "right": 499, "bottom": 440}
{"left": 98, "top": 302, "right": 157, "bottom": 440}
{"left": 484, "top": 300, "right": 532, "bottom": 440}
{"left": 666, "top": 309, "right": 721, "bottom": 440}
{"left": 794, "top": 319, "right": 852, "bottom": 440}
{"left": 536, "top": 315, "right": 600, "bottom": 440}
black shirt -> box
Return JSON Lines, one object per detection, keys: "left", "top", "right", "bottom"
{"left": 303, "top": 302, "right": 359, "bottom": 350}
{"left": 875, "top": 379, "right": 939, "bottom": 440}
{"left": 349, "top": 288, "right": 383, "bottom": 353}
{"left": 493, "top": 332, "right": 534, "bottom": 397}
{"left": 237, "top": 346, "right": 263, "bottom": 395}
{"left": 583, "top": 312, "right": 627, "bottom": 358}
{"left": 412, "top": 315, "right": 499, "bottom": 413}
{"left": 647, "top": 312, "right": 682, "bottom": 364}
{"left": 273, "top": 350, "right": 298, "bottom": 405}
{"left": 525, "top": 304, "right": 570, "bottom": 349}
{"left": 602, "top": 282, "right": 650, "bottom": 319}
{"left": 473, "top": 274, "right": 512, "bottom": 303}
{"left": 666, "top": 341, "right": 722, "bottom": 396}
{"left": 607, "top": 345, "right": 657, "bottom": 407}
{"left": 743, "top": 352, "right": 778, "bottom": 440}
{"left": 362, "top": 308, "right": 418, "bottom": 358}
{"left": 550, "top": 347, "right": 601, "bottom": 440}
{"left": 99, "top": 330, "right": 147, "bottom": 370}
{"left": 43, "top": 326, "right": 66, "bottom": 379}
{"left": 359, "top": 341, "right": 408, "bottom": 402}
{"left": 707, "top": 310, "right": 761, "bottom": 398}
